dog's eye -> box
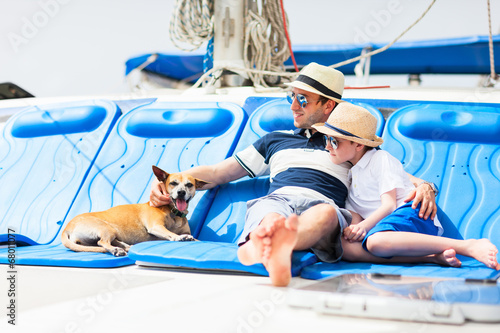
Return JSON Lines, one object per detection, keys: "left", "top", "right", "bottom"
{"left": 169, "top": 181, "right": 178, "bottom": 187}
{"left": 185, "top": 183, "right": 194, "bottom": 188}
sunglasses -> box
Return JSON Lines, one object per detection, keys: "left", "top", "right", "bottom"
{"left": 286, "top": 91, "right": 320, "bottom": 108}
{"left": 323, "top": 135, "right": 338, "bottom": 150}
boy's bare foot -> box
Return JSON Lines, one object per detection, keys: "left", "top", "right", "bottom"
{"left": 433, "top": 249, "right": 461, "bottom": 267}
{"left": 266, "top": 214, "right": 299, "bottom": 287}
{"left": 466, "top": 239, "right": 500, "bottom": 270}
{"left": 237, "top": 215, "right": 283, "bottom": 266}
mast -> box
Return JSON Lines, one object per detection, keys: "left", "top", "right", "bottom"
{"left": 212, "top": 0, "right": 247, "bottom": 87}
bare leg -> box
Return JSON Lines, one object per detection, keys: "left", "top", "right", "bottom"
{"left": 264, "top": 204, "right": 339, "bottom": 286}
{"left": 238, "top": 213, "right": 299, "bottom": 286}
{"left": 342, "top": 239, "right": 462, "bottom": 267}
{"left": 294, "top": 203, "right": 339, "bottom": 250}
{"left": 366, "top": 232, "right": 500, "bottom": 270}
{"left": 238, "top": 203, "right": 340, "bottom": 286}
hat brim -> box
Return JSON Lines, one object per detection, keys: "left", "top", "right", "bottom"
{"left": 312, "top": 123, "right": 383, "bottom": 147}
{"left": 285, "top": 81, "right": 343, "bottom": 103}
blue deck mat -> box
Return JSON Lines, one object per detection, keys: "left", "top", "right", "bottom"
{"left": 0, "top": 100, "right": 120, "bottom": 245}
{"left": 301, "top": 103, "right": 500, "bottom": 280}
{"left": 0, "top": 101, "right": 247, "bottom": 267}
{"left": 129, "top": 98, "right": 384, "bottom": 275}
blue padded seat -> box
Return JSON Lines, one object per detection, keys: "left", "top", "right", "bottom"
{"left": 0, "top": 100, "right": 120, "bottom": 246}
{"left": 0, "top": 101, "right": 247, "bottom": 267}
{"left": 129, "top": 97, "right": 384, "bottom": 276}
{"left": 301, "top": 103, "right": 500, "bottom": 280}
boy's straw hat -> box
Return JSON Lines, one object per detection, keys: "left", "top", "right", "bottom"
{"left": 312, "top": 103, "right": 384, "bottom": 147}
{"left": 285, "top": 62, "right": 344, "bottom": 103}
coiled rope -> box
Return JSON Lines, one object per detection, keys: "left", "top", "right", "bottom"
{"left": 243, "top": 0, "right": 291, "bottom": 87}
{"left": 169, "top": 0, "right": 214, "bottom": 51}
{"left": 169, "top": 0, "right": 292, "bottom": 88}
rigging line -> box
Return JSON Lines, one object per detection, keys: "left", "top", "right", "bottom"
{"left": 186, "top": 0, "right": 438, "bottom": 89}
{"left": 329, "top": 0, "right": 437, "bottom": 69}
{"left": 487, "top": 0, "right": 498, "bottom": 83}
{"left": 189, "top": 64, "right": 300, "bottom": 90}
{"left": 279, "top": 0, "right": 298, "bottom": 72}
{"left": 239, "top": 0, "right": 438, "bottom": 81}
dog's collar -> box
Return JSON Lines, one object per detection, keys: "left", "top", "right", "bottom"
{"left": 171, "top": 207, "right": 187, "bottom": 218}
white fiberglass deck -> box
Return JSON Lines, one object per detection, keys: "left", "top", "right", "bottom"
{"left": 1, "top": 265, "right": 499, "bottom": 333}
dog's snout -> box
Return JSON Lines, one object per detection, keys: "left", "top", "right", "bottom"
{"left": 177, "top": 190, "right": 186, "bottom": 198}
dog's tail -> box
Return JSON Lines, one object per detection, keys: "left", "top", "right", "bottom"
{"left": 61, "top": 230, "right": 108, "bottom": 253}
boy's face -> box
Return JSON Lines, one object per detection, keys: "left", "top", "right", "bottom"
{"left": 324, "top": 135, "right": 358, "bottom": 164}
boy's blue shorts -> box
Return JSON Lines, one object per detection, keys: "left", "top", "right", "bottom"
{"left": 362, "top": 202, "right": 440, "bottom": 253}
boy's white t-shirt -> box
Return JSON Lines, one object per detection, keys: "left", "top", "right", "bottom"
{"left": 345, "top": 149, "right": 443, "bottom": 235}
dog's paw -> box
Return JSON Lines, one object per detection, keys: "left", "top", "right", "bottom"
{"left": 111, "top": 248, "right": 128, "bottom": 257}
{"left": 177, "top": 235, "right": 196, "bottom": 242}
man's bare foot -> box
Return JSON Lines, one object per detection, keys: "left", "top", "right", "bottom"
{"left": 237, "top": 215, "right": 284, "bottom": 266}
{"left": 266, "top": 214, "right": 299, "bottom": 287}
{"left": 466, "top": 239, "right": 500, "bottom": 270}
{"left": 432, "top": 249, "right": 461, "bottom": 267}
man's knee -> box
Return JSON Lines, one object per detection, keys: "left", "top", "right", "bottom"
{"left": 314, "top": 203, "right": 338, "bottom": 221}
{"left": 318, "top": 204, "right": 338, "bottom": 229}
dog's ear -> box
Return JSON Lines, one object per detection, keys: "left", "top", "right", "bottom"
{"left": 152, "top": 166, "right": 169, "bottom": 182}
{"left": 194, "top": 178, "right": 210, "bottom": 190}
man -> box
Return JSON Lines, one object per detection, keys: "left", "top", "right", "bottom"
{"left": 150, "top": 63, "right": 437, "bottom": 286}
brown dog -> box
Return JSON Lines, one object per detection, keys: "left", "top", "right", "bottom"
{"left": 61, "top": 166, "right": 208, "bottom": 256}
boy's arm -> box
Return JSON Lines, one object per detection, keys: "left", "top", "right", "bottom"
{"left": 343, "top": 189, "right": 397, "bottom": 243}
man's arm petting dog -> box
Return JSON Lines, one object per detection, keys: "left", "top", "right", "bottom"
{"left": 61, "top": 166, "right": 209, "bottom": 256}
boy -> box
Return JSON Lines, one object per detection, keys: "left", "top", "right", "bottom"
{"left": 312, "top": 103, "right": 500, "bottom": 270}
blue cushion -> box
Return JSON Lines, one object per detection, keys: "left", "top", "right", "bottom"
{"left": 0, "top": 100, "right": 119, "bottom": 245}
{"left": 64, "top": 101, "right": 246, "bottom": 236}
{"left": 301, "top": 257, "right": 500, "bottom": 280}
{"left": 0, "top": 101, "right": 246, "bottom": 268}
{"left": 383, "top": 103, "right": 500, "bottom": 245}
{"left": 129, "top": 241, "right": 317, "bottom": 277}
{"left": 4, "top": 244, "right": 132, "bottom": 268}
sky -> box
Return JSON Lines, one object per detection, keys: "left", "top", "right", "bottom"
{"left": 1, "top": 0, "right": 499, "bottom": 97}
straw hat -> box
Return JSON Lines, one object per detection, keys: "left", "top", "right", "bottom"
{"left": 285, "top": 62, "right": 344, "bottom": 103}
{"left": 312, "top": 103, "right": 384, "bottom": 147}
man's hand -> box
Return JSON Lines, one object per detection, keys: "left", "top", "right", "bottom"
{"left": 149, "top": 178, "right": 172, "bottom": 207}
{"left": 404, "top": 183, "right": 437, "bottom": 220}
{"left": 343, "top": 224, "right": 367, "bottom": 243}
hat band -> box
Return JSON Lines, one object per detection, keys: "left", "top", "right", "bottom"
{"left": 324, "top": 122, "right": 363, "bottom": 139}
{"left": 296, "top": 74, "right": 342, "bottom": 100}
